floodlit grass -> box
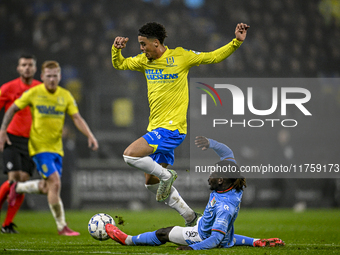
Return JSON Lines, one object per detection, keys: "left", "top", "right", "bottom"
{"left": 1, "top": 208, "right": 339, "bottom": 254}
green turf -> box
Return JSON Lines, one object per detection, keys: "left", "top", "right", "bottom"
{"left": 1, "top": 209, "right": 339, "bottom": 254}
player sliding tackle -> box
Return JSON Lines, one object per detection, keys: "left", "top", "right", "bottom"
{"left": 105, "top": 136, "right": 285, "bottom": 250}
{"left": 111, "top": 22, "right": 249, "bottom": 226}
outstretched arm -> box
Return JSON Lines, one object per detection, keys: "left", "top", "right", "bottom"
{"left": 177, "top": 231, "right": 225, "bottom": 250}
{"left": 195, "top": 136, "right": 236, "bottom": 162}
{"left": 71, "top": 113, "right": 98, "bottom": 151}
{"left": 0, "top": 104, "right": 21, "bottom": 151}
{"left": 195, "top": 23, "right": 249, "bottom": 65}
{"left": 111, "top": 36, "right": 143, "bottom": 71}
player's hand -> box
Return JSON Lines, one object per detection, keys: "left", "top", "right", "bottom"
{"left": 88, "top": 136, "right": 99, "bottom": 151}
{"left": 114, "top": 37, "right": 129, "bottom": 49}
{"left": 195, "top": 136, "right": 210, "bottom": 151}
{"left": 176, "top": 246, "right": 193, "bottom": 250}
{"left": 235, "top": 23, "right": 250, "bottom": 41}
{"left": 0, "top": 130, "right": 11, "bottom": 152}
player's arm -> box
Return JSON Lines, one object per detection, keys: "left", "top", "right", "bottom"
{"left": 195, "top": 136, "right": 236, "bottom": 162}
{"left": 71, "top": 112, "right": 99, "bottom": 151}
{"left": 0, "top": 103, "right": 21, "bottom": 151}
{"left": 201, "top": 23, "right": 249, "bottom": 64}
{"left": 187, "top": 23, "right": 249, "bottom": 66}
{"left": 111, "top": 36, "right": 143, "bottom": 71}
{"left": 177, "top": 231, "right": 225, "bottom": 250}
{"left": 182, "top": 209, "right": 231, "bottom": 250}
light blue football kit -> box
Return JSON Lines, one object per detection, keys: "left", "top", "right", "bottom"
{"left": 129, "top": 139, "right": 255, "bottom": 250}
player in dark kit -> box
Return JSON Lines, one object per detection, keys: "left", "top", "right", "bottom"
{"left": 0, "top": 55, "right": 40, "bottom": 233}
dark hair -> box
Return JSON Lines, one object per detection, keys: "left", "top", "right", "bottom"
{"left": 229, "top": 178, "right": 247, "bottom": 191}
{"left": 138, "top": 22, "right": 167, "bottom": 44}
{"left": 19, "top": 54, "right": 37, "bottom": 62}
{"left": 213, "top": 160, "right": 246, "bottom": 191}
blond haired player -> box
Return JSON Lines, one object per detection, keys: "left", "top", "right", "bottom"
{"left": 0, "top": 61, "right": 98, "bottom": 235}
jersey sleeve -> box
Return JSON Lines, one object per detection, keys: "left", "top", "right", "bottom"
{"left": 111, "top": 45, "right": 144, "bottom": 72}
{"left": 208, "top": 138, "right": 236, "bottom": 162}
{"left": 14, "top": 90, "right": 32, "bottom": 109}
{"left": 189, "top": 231, "right": 225, "bottom": 250}
{"left": 184, "top": 38, "right": 243, "bottom": 68}
{"left": 65, "top": 91, "right": 79, "bottom": 116}
{"left": 0, "top": 88, "right": 6, "bottom": 110}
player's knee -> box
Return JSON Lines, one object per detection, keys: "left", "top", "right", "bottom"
{"left": 123, "top": 155, "right": 140, "bottom": 167}
{"left": 156, "top": 227, "right": 173, "bottom": 243}
{"left": 123, "top": 147, "right": 133, "bottom": 156}
{"left": 46, "top": 177, "right": 61, "bottom": 193}
{"left": 47, "top": 183, "right": 60, "bottom": 194}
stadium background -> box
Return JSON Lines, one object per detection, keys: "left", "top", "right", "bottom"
{"left": 0, "top": 0, "right": 339, "bottom": 210}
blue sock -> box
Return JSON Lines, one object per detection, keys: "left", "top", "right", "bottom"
{"left": 131, "top": 231, "right": 163, "bottom": 246}
{"left": 234, "top": 234, "right": 254, "bottom": 246}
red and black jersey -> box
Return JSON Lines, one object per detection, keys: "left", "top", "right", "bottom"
{"left": 0, "top": 77, "right": 41, "bottom": 138}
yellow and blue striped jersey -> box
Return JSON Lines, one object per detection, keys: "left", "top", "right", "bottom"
{"left": 112, "top": 38, "right": 243, "bottom": 134}
{"left": 14, "top": 84, "right": 79, "bottom": 156}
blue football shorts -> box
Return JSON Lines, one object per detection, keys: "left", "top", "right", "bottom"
{"left": 32, "top": 152, "right": 63, "bottom": 179}
{"left": 142, "top": 128, "right": 186, "bottom": 165}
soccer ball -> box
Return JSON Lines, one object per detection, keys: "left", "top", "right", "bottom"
{"left": 88, "top": 213, "right": 115, "bottom": 241}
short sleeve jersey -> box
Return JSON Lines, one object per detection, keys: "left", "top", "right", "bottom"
{"left": 112, "top": 39, "right": 242, "bottom": 134}
{"left": 198, "top": 189, "right": 243, "bottom": 248}
{"left": 14, "top": 84, "right": 79, "bottom": 156}
{"left": 0, "top": 77, "right": 41, "bottom": 137}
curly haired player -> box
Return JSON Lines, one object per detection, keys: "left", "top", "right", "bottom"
{"left": 105, "top": 136, "right": 285, "bottom": 250}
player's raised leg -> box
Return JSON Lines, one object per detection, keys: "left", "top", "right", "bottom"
{"left": 122, "top": 129, "right": 198, "bottom": 224}
{"left": 144, "top": 179, "right": 200, "bottom": 226}
{"left": 123, "top": 136, "right": 177, "bottom": 202}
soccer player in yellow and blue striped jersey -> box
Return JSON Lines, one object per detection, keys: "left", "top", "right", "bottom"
{"left": 0, "top": 61, "right": 98, "bottom": 236}
{"left": 112, "top": 22, "right": 249, "bottom": 226}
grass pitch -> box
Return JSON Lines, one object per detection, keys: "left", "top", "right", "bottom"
{"left": 1, "top": 208, "right": 339, "bottom": 254}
